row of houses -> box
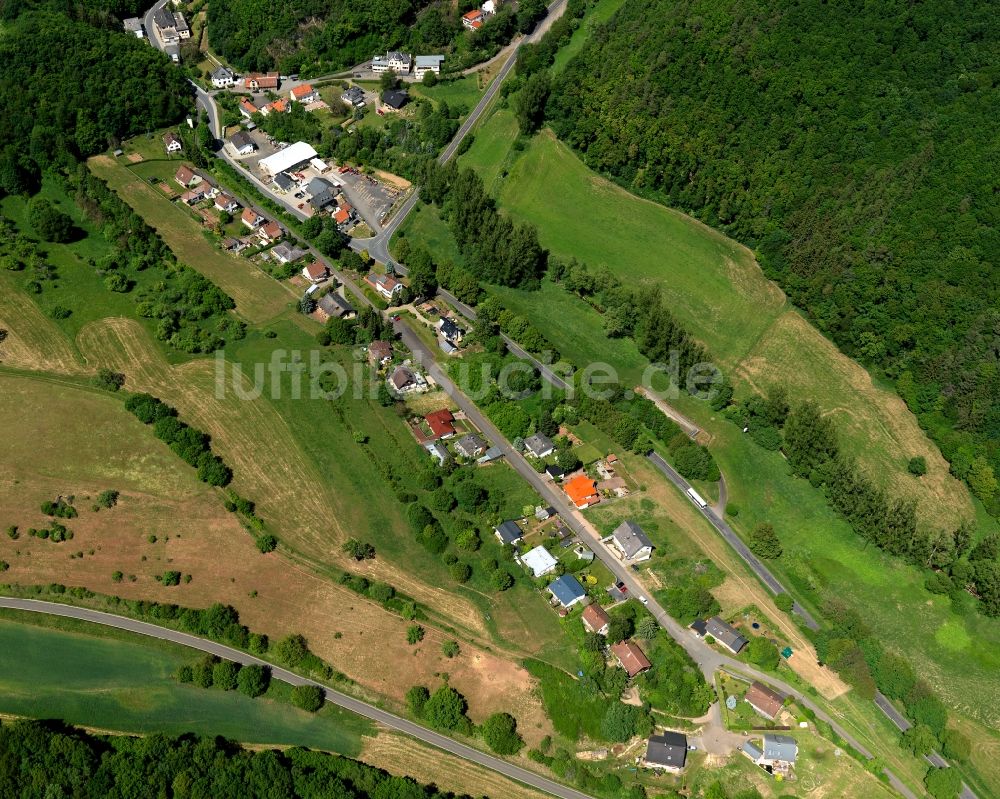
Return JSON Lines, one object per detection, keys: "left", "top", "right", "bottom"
{"left": 370, "top": 52, "right": 445, "bottom": 79}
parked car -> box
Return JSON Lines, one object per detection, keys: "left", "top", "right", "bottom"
{"left": 638, "top": 596, "right": 649, "bottom": 605}
{"left": 615, "top": 580, "right": 628, "bottom": 594}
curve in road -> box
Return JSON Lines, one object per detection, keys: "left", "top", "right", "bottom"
{"left": 0, "top": 597, "right": 597, "bottom": 799}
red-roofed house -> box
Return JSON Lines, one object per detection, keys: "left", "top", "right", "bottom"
{"left": 241, "top": 208, "right": 264, "bottom": 228}
{"left": 257, "top": 220, "right": 282, "bottom": 244}
{"left": 290, "top": 84, "right": 318, "bottom": 103}
{"left": 240, "top": 98, "right": 259, "bottom": 118}
{"left": 302, "top": 260, "right": 330, "bottom": 283}
{"left": 333, "top": 206, "right": 350, "bottom": 225}
{"left": 611, "top": 640, "right": 651, "bottom": 677}
{"left": 245, "top": 72, "right": 279, "bottom": 91}
{"left": 261, "top": 98, "right": 288, "bottom": 116}
{"left": 174, "top": 165, "right": 201, "bottom": 188}
{"left": 581, "top": 603, "right": 611, "bottom": 636}
{"left": 564, "top": 474, "right": 600, "bottom": 509}
{"left": 424, "top": 409, "right": 456, "bottom": 440}
{"left": 462, "top": 9, "right": 484, "bottom": 29}
{"left": 214, "top": 193, "right": 239, "bottom": 213}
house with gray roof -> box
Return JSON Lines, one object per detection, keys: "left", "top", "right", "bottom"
{"left": 307, "top": 177, "right": 336, "bottom": 209}
{"left": 123, "top": 17, "right": 145, "bottom": 37}
{"left": 211, "top": 66, "right": 236, "bottom": 88}
{"left": 706, "top": 616, "right": 748, "bottom": 654}
{"left": 414, "top": 54, "right": 444, "bottom": 79}
{"left": 642, "top": 732, "right": 688, "bottom": 772}
{"left": 425, "top": 441, "right": 450, "bottom": 467}
{"left": 272, "top": 172, "right": 295, "bottom": 192}
{"left": 477, "top": 446, "right": 504, "bottom": 464}
{"left": 762, "top": 735, "right": 798, "bottom": 766}
{"left": 228, "top": 130, "right": 256, "bottom": 156}
{"left": 317, "top": 292, "right": 355, "bottom": 321}
{"left": 741, "top": 741, "right": 763, "bottom": 763}
{"left": 604, "top": 520, "right": 654, "bottom": 562}
{"left": 494, "top": 520, "right": 523, "bottom": 546}
{"left": 453, "top": 433, "right": 487, "bottom": 459}
{"left": 341, "top": 86, "right": 366, "bottom": 107}
{"left": 523, "top": 433, "right": 554, "bottom": 458}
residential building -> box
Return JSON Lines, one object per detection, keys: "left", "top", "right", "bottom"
{"left": 705, "top": 616, "right": 748, "bottom": 654}
{"left": 564, "top": 474, "right": 600, "bottom": 509}
{"left": 174, "top": 165, "right": 201, "bottom": 188}
{"left": 521, "top": 545, "right": 558, "bottom": 578}
{"left": 214, "top": 193, "right": 239, "bottom": 214}
{"left": 381, "top": 89, "right": 408, "bottom": 111}
{"left": 152, "top": 6, "right": 178, "bottom": 41}
{"left": 689, "top": 618, "right": 708, "bottom": 637}
{"left": 482, "top": 0, "right": 500, "bottom": 14}
{"left": 290, "top": 84, "right": 318, "bottom": 103}
{"left": 240, "top": 98, "right": 261, "bottom": 118}
{"left": 333, "top": 206, "right": 351, "bottom": 226}
{"left": 270, "top": 243, "right": 307, "bottom": 264}
{"left": 544, "top": 464, "right": 565, "bottom": 482}
{"left": 761, "top": 735, "right": 798, "bottom": 768}
{"left": 257, "top": 220, "right": 282, "bottom": 244}
{"left": 604, "top": 520, "right": 654, "bottom": 562}
{"left": 123, "top": 17, "right": 144, "bottom": 37}
{"left": 258, "top": 142, "right": 318, "bottom": 177}
{"left": 573, "top": 543, "right": 595, "bottom": 562}
{"left": 211, "top": 66, "right": 236, "bottom": 88}
{"left": 341, "top": 86, "right": 366, "bottom": 108}
{"left": 306, "top": 177, "right": 336, "bottom": 209}
{"left": 389, "top": 365, "right": 424, "bottom": 393}
{"left": 368, "top": 340, "right": 393, "bottom": 367}
{"left": 261, "top": 98, "right": 288, "bottom": 116}
{"left": 642, "top": 732, "right": 688, "bottom": 772}
{"left": 745, "top": 682, "right": 784, "bottom": 721}
{"left": 453, "top": 433, "right": 486, "bottom": 459}
{"left": 438, "top": 317, "right": 465, "bottom": 343}
{"left": 440, "top": 339, "right": 458, "bottom": 356}
{"left": 424, "top": 408, "right": 456, "bottom": 440}
{"left": 371, "top": 51, "right": 412, "bottom": 74}
{"left": 316, "top": 292, "right": 355, "bottom": 321}
{"left": 611, "top": 640, "right": 651, "bottom": 677}
{"left": 174, "top": 12, "right": 190, "bottom": 38}
{"left": 548, "top": 574, "right": 586, "bottom": 608}
{"left": 302, "top": 260, "right": 330, "bottom": 283}
{"left": 741, "top": 741, "right": 764, "bottom": 763}
{"left": 241, "top": 208, "right": 264, "bottom": 229}
{"left": 581, "top": 603, "right": 611, "bottom": 635}
{"left": 523, "top": 433, "right": 554, "bottom": 458}
{"left": 180, "top": 186, "right": 208, "bottom": 205}
{"left": 272, "top": 172, "right": 295, "bottom": 193}
{"left": 425, "top": 441, "right": 450, "bottom": 466}
{"left": 494, "top": 520, "right": 523, "bottom": 546}
{"left": 245, "top": 72, "right": 280, "bottom": 91}
{"left": 163, "top": 132, "right": 183, "bottom": 154}
{"left": 366, "top": 272, "right": 403, "bottom": 300}
{"left": 228, "top": 130, "right": 256, "bottom": 156}
{"left": 462, "top": 9, "right": 484, "bottom": 29}
{"left": 414, "top": 54, "right": 444, "bottom": 79}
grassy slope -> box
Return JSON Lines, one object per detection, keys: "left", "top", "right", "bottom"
{"left": 439, "top": 110, "right": 1000, "bottom": 776}
{"left": 550, "top": 0, "right": 629, "bottom": 74}
{"left": 0, "top": 612, "right": 371, "bottom": 753}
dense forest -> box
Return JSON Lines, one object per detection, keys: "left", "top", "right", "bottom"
{"left": 208, "top": 0, "right": 549, "bottom": 74}
{"left": 547, "top": 0, "right": 1000, "bottom": 513}
{"left": 0, "top": 9, "right": 190, "bottom": 195}
{"left": 0, "top": 719, "right": 477, "bottom": 798}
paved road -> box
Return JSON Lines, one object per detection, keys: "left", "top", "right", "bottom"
{"left": 0, "top": 598, "right": 597, "bottom": 799}
{"left": 355, "top": 0, "right": 566, "bottom": 267}
{"left": 647, "top": 452, "right": 819, "bottom": 630}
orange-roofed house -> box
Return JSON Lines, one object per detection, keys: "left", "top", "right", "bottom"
{"left": 581, "top": 603, "right": 611, "bottom": 636}
{"left": 241, "top": 208, "right": 264, "bottom": 228}
{"left": 425, "top": 408, "right": 456, "bottom": 440}
{"left": 611, "top": 640, "right": 651, "bottom": 677}
{"left": 333, "top": 206, "right": 350, "bottom": 225}
{"left": 261, "top": 99, "right": 288, "bottom": 116}
{"left": 301, "top": 260, "right": 330, "bottom": 283}
{"left": 565, "top": 474, "right": 600, "bottom": 509}
{"left": 290, "top": 84, "right": 318, "bottom": 103}
{"left": 462, "top": 9, "right": 483, "bottom": 29}
{"left": 257, "top": 220, "right": 282, "bottom": 244}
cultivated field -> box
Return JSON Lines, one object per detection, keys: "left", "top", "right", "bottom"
{"left": 88, "top": 154, "right": 295, "bottom": 324}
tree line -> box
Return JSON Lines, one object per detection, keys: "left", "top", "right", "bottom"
{"left": 545, "top": 0, "right": 1000, "bottom": 516}
{"left": 727, "top": 387, "right": 1000, "bottom": 618}
{"left": 0, "top": 718, "right": 480, "bottom": 798}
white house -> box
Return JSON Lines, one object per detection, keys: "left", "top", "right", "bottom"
{"left": 228, "top": 131, "right": 257, "bottom": 156}
{"left": 414, "top": 55, "right": 444, "bottom": 79}
{"left": 163, "top": 132, "right": 183, "bottom": 154}
{"left": 290, "top": 84, "right": 319, "bottom": 103}
{"left": 371, "top": 51, "right": 412, "bottom": 74}
{"left": 211, "top": 66, "right": 236, "bottom": 88}
{"left": 520, "top": 545, "right": 558, "bottom": 578}
{"left": 603, "top": 520, "right": 654, "bottom": 563}
{"left": 214, "top": 193, "right": 240, "bottom": 214}
{"left": 523, "top": 433, "right": 554, "bottom": 459}
{"left": 123, "top": 17, "right": 145, "bottom": 37}
{"left": 366, "top": 272, "right": 403, "bottom": 300}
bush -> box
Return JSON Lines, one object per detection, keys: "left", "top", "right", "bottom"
{"left": 237, "top": 664, "right": 270, "bottom": 697}
{"left": 96, "top": 489, "right": 120, "bottom": 509}
{"left": 774, "top": 593, "right": 794, "bottom": 612}
{"left": 908, "top": 456, "right": 928, "bottom": 476}
{"left": 256, "top": 534, "right": 278, "bottom": 553}
{"left": 111, "top": 571, "right": 123, "bottom": 583}
{"left": 212, "top": 660, "right": 241, "bottom": 691}
{"left": 442, "top": 640, "right": 460, "bottom": 658}
{"left": 274, "top": 634, "right": 309, "bottom": 667}
{"left": 481, "top": 712, "right": 524, "bottom": 755}
{"left": 449, "top": 562, "right": 472, "bottom": 583}
{"left": 941, "top": 729, "right": 970, "bottom": 762}
{"left": 407, "top": 625, "right": 425, "bottom": 645}
{"left": 291, "top": 684, "right": 325, "bottom": 712}
{"left": 746, "top": 637, "right": 780, "bottom": 670}
{"left": 92, "top": 369, "right": 125, "bottom": 392}
{"left": 406, "top": 685, "right": 430, "bottom": 717}
{"left": 161, "top": 571, "right": 181, "bottom": 586}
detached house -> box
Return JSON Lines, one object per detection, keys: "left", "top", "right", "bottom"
{"left": 564, "top": 474, "right": 600, "bottom": 509}
{"left": 611, "top": 640, "right": 651, "bottom": 677}
{"left": 174, "top": 165, "right": 201, "bottom": 188}
{"left": 316, "top": 292, "right": 355, "bottom": 322}
{"left": 745, "top": 734, "right": 798, "bottom": 773}
{"left": 368, "top": 340, "right": 393, "bottom": 367}
{"left": 745, "top": 682, "right": 785, "bottom": 721}
{"left": 438, "top": 317, "right": 465, "bottom": 343}
{"left": 163, "top": 132, "right": 183, "bottom": 154}
{"left": 211, "top": 66, "right": 236, "bottom": 88}
{"left": 581, "top": 603, "right": 611, "bottom": 636}
{"left": 228, "top": 130, "right": 256, "bottom": 156}
{"left": 462, "top": 9, "right": 484, "bottom": 29}
{"left": 414, "top": 55, "right": 444, "bottom": 79}
{"left": 494, "top": 520, "right": 523, "bottom": 546}
{"left": 341, "top": 86, "right": 366, "bottom": 108}
{"left": 290, "top": 84, "right": 318, "bottom": 103}
{"left": 214, "top": 193, "right": 239, "bottom": 214}
{"left": 521, "top": 545, "right": 558, "bottom": 578}
{"left": 548, "top": 574, "right": 587, "bottom": 609}
{"left": 270, "top": 243, "right": 307, "bottom": 264}
{"left": 241, "top": 208, "right": 264, "bottom": 229}
{"left": 643, "top": 732, "right": 688, "bottom": 772}
{"left": 239, "top": 98, "right": 261, "bottom": 119}
{"left": 453, "top": 433, "right": 486, "bottom": 459}
{"left": 604, "top": 520, "right": 654, "bottom": 563}
{"left": 424, "top": 408, "right": 456, "bottom": 440}
{"left": 123, "top": 17, "right": 145, "bottom": 37}
{"left": 257, "top": 220, "right": 283, "bottom": 244}
{"left": 523, "top": 433, "right": 554, "bottom": 459}
{"left": 705, "top": 616, "right": 748, "bottom": 654}
{"left": 366, "top": 272, "right": 402, "bottom": 300}
{"left": 302, "top": 260, "right": 330, "bottom": 284}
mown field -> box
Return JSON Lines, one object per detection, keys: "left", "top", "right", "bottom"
{"left": 0, "top": 612, "right": 371, "bottom": 753}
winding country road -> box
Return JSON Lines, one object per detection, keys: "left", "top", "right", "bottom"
{"left": 0, "top": 597, "right": 596, "bottom": 799}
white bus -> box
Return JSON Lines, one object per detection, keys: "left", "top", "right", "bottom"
{"left": 686, "top": 487, "right": 708, "bottom": 509}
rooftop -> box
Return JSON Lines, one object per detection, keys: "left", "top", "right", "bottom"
{"left": 521, "top": 545, "right": 558, "bottom": 578}
{"left": 611, "top": 640, "right": 651, "bottom": 677}
{"left": 609, "top": 520, "right": 654, "bottom": 557}
{"left": 548, "top": 574, "right": 586, "bottom": 607}
{"left": 495, "top": 520, "right": 523, "bottom": 545}
{"left": 644, "top": 732, "right": 687, "bottom": 769}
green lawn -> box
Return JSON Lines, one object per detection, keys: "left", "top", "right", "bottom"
{"left": 0, "top": 612, "right": 372, "bottom": 754}
{"left": 393, "top": 202, "right": 463, "bottom": 267}
{"left": 459, "top": 108, "right": 520, "bottom": 194}
{"left": 409, "top": 74, "right": 484, "bottom": 115}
